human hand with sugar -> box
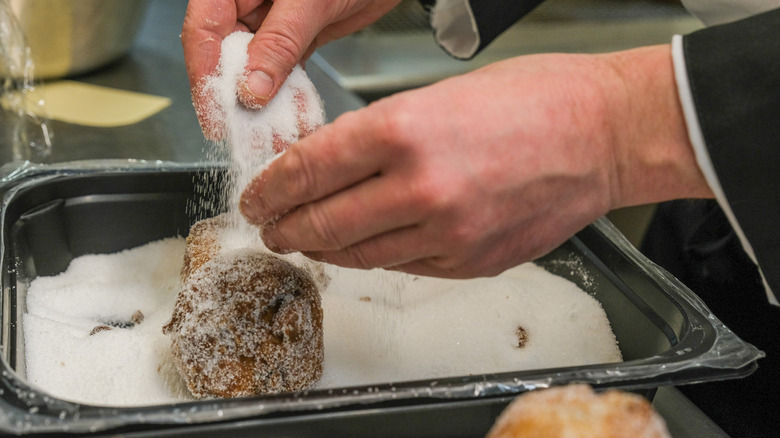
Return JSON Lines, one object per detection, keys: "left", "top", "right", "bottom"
{"left": 182, "top": 0, "right": 403, "bottom": 139}
{"left": 239, "top": 46, "right": 714, "bottom": 278}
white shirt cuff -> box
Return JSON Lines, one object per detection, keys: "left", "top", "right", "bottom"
{"left": 671, "top": 34, "right": 778, "bottom": 305}
{"left": 429, "top": 0, "right": 480, "bottom": 59}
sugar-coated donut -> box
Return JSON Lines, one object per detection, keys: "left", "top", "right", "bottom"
{"left": 164, "top": 217, "right": 324, "bottom": 398}
{"left": 180, "top": 214, "right": 228, "bottom": 282}
{"left": 486, "top": 384, "right": 670, "bottom": 438}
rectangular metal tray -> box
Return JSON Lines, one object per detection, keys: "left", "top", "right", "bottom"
{"left": 0, "top": 163, "right": 763, "bottom": 437}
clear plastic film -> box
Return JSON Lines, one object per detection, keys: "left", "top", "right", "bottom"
{"left": 0, "top": 161, "right": 764, "bottom": 435}
{"left": 0, "top": 0, "right": 53, "bottom": 163}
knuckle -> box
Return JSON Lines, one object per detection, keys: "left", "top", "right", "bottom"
{"left": 427, "top": 255, "right": 468, "bottom": 277}
{"left": 256, "top": 31, "right": 303, "bottom": 73}
{"left": 373, "top": 103, "right": 416, "bottom": 152}
{"left": 448, "top": 220, "right": 482, "bottom": 246}
{"left": 302, "top": 204, "right": 343, "bottom": 250}
{"left": 278, "top": 147, "right": 317, "bottom": 200}
{"left": 428, "top": 253, "right": 486, "bottom": 278}
{"left": 408, "top": 174, "right": 454, "bottom": 216}
{"left": 341, "top": 244, "right": 376, "bottom": 270}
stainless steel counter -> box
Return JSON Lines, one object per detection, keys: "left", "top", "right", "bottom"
{"left": 0, "top": 1, "right": 730, "bottom": 436}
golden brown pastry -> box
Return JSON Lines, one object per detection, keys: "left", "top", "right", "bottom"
{"left": 486, "top": 384, "right": 670, "bottom": 438}
{"left": 164, "top": 217, "right": 324, "bottom": 399}
{"left": 180, "top": 214, "right": 228, "bottom": 282}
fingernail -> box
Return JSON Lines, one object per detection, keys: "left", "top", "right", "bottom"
{"left": 264, "top": 238, "right": 282, "bottom": 254}
{"left": 245, "top": 70, "right": 274, "bottom": 102}
{"left": 239, "top": 197, "right": 262, "bottom": 224}
{"left": 262, "top": 228, "right": 291, "bottom": 254}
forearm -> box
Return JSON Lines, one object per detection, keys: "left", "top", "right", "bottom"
{"left": 599, "top": 44, "right": 714, "bottom": 209}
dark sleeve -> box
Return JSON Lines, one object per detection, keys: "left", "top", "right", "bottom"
{"left": 418, "top": 0, "right": 545, "bottom": 59}
{"left": 682, "top": 7, "right": 780, "bottom": 292}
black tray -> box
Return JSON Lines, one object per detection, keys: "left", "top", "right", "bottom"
{"left": 0, "top": 163, "right": 764, "bottom": 437}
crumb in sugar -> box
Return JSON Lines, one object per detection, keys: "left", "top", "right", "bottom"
{"left": 515, "top": 326, "right": 529, "bottom": 348}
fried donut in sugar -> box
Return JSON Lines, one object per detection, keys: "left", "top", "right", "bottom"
{"left": 163, "top": 248, "right": 324, "bottom": 398}
{"left": 180, "top": 214, "right": 228, "bottom": 282}
{"left": 486, "top": 384, "right": 670, "bottom": 438}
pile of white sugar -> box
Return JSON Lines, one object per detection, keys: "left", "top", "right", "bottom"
{"left": 23, "top": 238, "right": 622, "bottom": 406}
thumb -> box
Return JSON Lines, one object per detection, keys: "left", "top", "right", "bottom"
{"left": 239, "top": 2, "right": 326, "bottom": 108}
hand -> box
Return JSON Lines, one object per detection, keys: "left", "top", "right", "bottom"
{"left": 240, "top": 45, "right": 713, "bottom": 278}
{"left": 182, "top": 0, "right": 402, "bottom": 139}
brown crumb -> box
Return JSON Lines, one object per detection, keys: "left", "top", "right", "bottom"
{"left": 515, "top": 326, "right": 529, "bottom": 348}
{"left": 90, "top": 325, "right": 113, "bottom": 336}
{"left": 359, "top": 296, "right": 372, "bottom": 302}
{"left": 131, "top": 310, "right": 145, "bottom": 325}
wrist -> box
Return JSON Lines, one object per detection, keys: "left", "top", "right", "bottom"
{"left": 598, "top": 44, "right": 714, "bottom": 209}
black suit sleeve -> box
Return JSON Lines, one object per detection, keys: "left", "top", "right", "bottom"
{"left": 462, "top": 0, "right": 544, "bottom": 56}
{"left": 419, "top": 0, "right": 544, "bottom": 59}
{"left": 682, "top": 7, "right": 780, "bottom": 292}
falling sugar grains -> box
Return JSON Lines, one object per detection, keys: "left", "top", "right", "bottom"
{"left": 195, "top": 31, "right": 325, "bottom": 242}
{"left": 194, "top": 32, "right": 403, "bottom": 359}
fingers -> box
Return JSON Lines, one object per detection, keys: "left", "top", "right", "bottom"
{"left": 240, "top": 111, "right": 388, "bottom": 224}
{"left": 300, "top": 227, "right": 495, "bottom": 279}
{"left": 239, "top": 0, "right": 332, "bottom": 107}
{"left": 183, "top": 0, "right": 327, "bottom": 137}
{"left": 302, "top": 225, "right": 439, "bottom": 271}
{"left": 267, "top": 89, "right": 318, "bottom": 154}
{"left": 182, "top": 0, "right": 243, "bottom": 139}
{"left": 259, "top": 169, "right": 424, "bottom": 252}
{"left": 182, "top": 0, "right": 240, "bottom": 89}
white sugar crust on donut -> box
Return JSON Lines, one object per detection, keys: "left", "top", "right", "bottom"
{"left": 164, "top": 217, "right": 324, "bottom": 399}
{"left": 486, "top": 384, "right": 671, "bottom": 438}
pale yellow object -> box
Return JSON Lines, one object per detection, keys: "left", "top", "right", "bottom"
{"left": 26, "top": 81, "right": 171, "bottom": 128}
{"left": 486, "top": 385, "right": 670, "bottom": 438}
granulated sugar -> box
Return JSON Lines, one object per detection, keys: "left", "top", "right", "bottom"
{"left": 318, "top": 263, "right": 622, "bottom": 387}
{"left": 23, "top": 239, "right": 622, "bottom": 406}
{"left": 198, "top": 30, "right": 324, "bottom": 245}
{"left": 23, "top": 239, "right": 190, "bottom": 406}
